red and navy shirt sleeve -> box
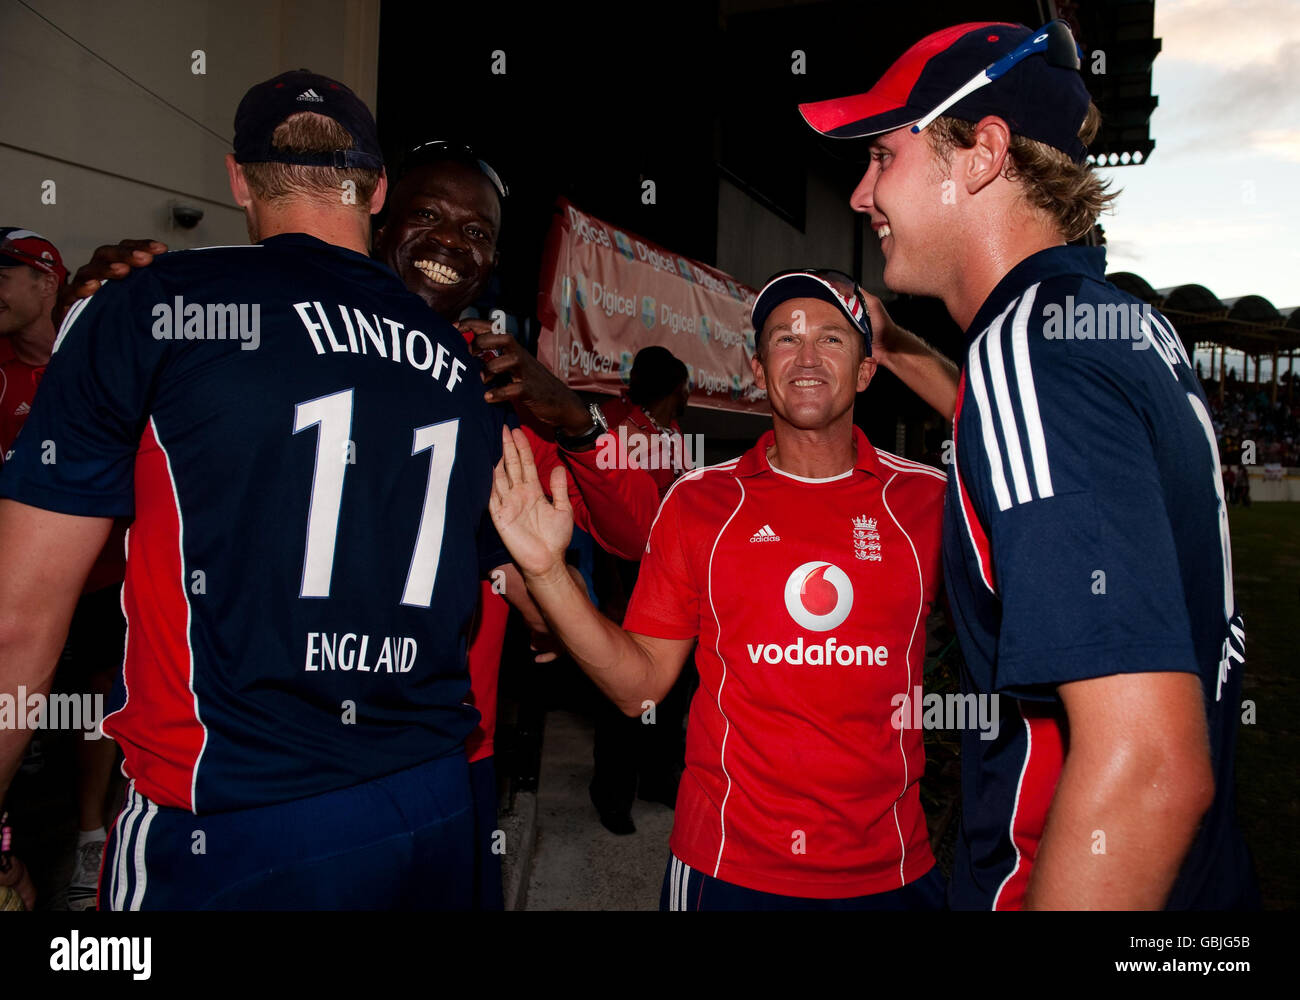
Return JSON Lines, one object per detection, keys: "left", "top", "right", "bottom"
{"left": 0, "top": 278, "right": 165, "bottom": 517}
{"left": 621, "top": 481, "right": 700, "bottom": 640}
{"left": 952, "top": 285, "right": 1198, "bottom": 696}
{"left": 559, "top": 443, "right": 659, "bottom": 561}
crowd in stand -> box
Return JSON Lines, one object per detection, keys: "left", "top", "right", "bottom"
{"left": 1203, "top": 374, "right": 1300, "bottom": 468}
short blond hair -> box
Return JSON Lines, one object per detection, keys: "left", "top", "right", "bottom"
{"left": 926, "top": 103, "right": 1115, "bottom": 242}
{"left": 241, "top": 112, "right": 382, "bottom": 209}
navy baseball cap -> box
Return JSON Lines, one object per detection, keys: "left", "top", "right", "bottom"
{"left": 799, "top": 21, "right": 1091, "bottom": 163}
{"left": 233, "top": 69, "right": 383, "bottom": 170}
{"left": 751, "top": 269, "right": 872, "bottom": 355}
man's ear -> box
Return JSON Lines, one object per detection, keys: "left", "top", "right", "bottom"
{"left": 963, "top": 116, "right": 1013, "bottom": 195}
{"left": 39, "top": 270, "right": 61, "bottom": 302}
{"left": 368, "top": 169, "right": 388, "bottom": 216}
{"left": 750, "top": 353, "right": 767, "bottom": 391}
{"left": 856, "top": 355, "right": 878, "bottom": 393}
{"left": 225, "top": 153, "right": 251, "bottom": 207}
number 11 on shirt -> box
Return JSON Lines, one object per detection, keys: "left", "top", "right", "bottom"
{"left": 293, "top": 388, "right": 459, "bottom": 607}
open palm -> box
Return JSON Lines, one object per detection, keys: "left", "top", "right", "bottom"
{"left": 489, "top": 427, "right": 574, "bottom": 578}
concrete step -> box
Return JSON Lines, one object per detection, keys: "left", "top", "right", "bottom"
{"left": 524, "top": 710, "right": 673, "bottom": 911}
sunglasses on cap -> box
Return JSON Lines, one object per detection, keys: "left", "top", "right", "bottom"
{"left": 0, "top": 245, "right": 49, "bottom": 270}
{"left": 403, "top": 140, "right": 509, "bottom": 200}
{"left": 794, "top": 267, "right": 865, "bottom": 301}
{"left": 911, "top": 20, "right": 1082, "bottom": 134}
{"left": 765, "top": 268, "right": 871, "bottom": 321}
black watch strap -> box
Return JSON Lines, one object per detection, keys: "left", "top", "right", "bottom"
{"left": 555, "top": 403, "right": 609, "bottom": 453}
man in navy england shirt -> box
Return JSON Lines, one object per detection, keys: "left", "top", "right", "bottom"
{"left": 0, "top": 72, "right": 513, "bottom": 909}
{"left": 799, "top": 21, "right": 1256, "bottom": 909}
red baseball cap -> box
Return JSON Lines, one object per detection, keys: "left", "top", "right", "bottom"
{"left": 798, "top": 21, "right": 1091, "bottom": 163}
{"left": 0, "top": 227, "right": 67, "bottom": 284}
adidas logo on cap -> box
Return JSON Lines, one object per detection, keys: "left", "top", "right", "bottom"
{"left": 749, "top": 524, "right": 780, "bottom": 543}
{"left": 296, "top": 88, "right": 324, "bottom": 102}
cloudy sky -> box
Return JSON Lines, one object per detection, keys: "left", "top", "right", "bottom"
{"left": 1096, "top": 0, "right": 1299, "bottom": 310}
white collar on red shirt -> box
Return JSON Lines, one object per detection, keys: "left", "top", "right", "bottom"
{"left": 734, "top": 425, "right": 889, "bottom": 484}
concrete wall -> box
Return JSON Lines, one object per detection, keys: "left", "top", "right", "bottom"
{"left": 701, "top": 167, "right": 893, "bottom": 453}
{"left": 0, "top": 0, "right": 379, "bottom": 274}
{"left": 714, "top": 168, "right": 887, "bottom": 295}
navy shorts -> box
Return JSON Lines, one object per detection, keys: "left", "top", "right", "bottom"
{"left": 100, "top": 752, "right": 473, "bottom": 910}
{"left": 470, "top": 755, "right": 503, "bottom": 911}
{"left": 660, "top": 853, "right": 947, "bottom": 911}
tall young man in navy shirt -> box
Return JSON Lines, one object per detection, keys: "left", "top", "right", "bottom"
{"left": 801, "top": 20, "right": 1256, "bottom": 909}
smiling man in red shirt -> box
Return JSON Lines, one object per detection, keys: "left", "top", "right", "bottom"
{"left": 490, "top": 269, "right": 947, "bottom": 909}
{"left": 0, "top": 229, "right": 65, "bottom": 468}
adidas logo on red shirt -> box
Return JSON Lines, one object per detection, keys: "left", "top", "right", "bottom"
{"left": 14, "top": 401, "right": 30, "bottom": 416}
{"left": 749, "top": 524, "right": 780, "bottom": 543}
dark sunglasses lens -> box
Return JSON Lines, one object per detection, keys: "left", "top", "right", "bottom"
{"left": 813, "top": 268, "right": 856, "bottom": 287}
{"left": 405, "top": 141, "right": 507, "bottom": 199}
{"left": 810, "top": 270, "right": 861, "bottom": 303}
{"left": 477, "top": 160, "right": 508, "bottom": 199}
{"left": 1044, "top": 20, "right": 1081, "bottom": 70}
{"left": 409, "top": 140, "right": 470, "bottom": 158}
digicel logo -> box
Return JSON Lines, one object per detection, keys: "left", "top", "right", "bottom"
{"left": 745, "top": 562, "right": 890, "bottom": 667}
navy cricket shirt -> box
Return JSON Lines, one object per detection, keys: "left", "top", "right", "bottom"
{"left": 943, "top": 245, "right": 1254, "bottom": 910}
{"left": 0, "top": 234, "right": 508, "bottom": 813}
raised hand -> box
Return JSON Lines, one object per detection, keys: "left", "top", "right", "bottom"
{"left": 858, "top": 288, "right": 958, "bottom": 419}
{"left": 466, "top": 326, "right": 592, "bottom": 434}
{"left": 858, "top": 288, "right": 901, "bottom": 363}
{"left": 489, "top": 426, "right": 574, "bottom": 579}
{"left": 56, "top": 239, "right": 168, "bottom": 325}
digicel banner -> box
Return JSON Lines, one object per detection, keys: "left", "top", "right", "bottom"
{"left": 537, "top": 199, "right": 769, "bottom": 414}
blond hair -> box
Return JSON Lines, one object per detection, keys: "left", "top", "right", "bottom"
{"left": 926, "top": 103, "right": 1115, "bottom": 241}
{"left": 241, "top": 112, "right": 381, "bottom": 210}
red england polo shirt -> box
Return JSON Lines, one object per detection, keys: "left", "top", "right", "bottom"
{"left": 623, "top": 425, "right": 946, "bottom": 898}
{"left": 1, "top": 339, "right": 126, "bottom": 592}
{"left": 0, "top": 338, "right": 42, "bottom": 466}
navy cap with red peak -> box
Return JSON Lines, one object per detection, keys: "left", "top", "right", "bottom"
{"left": 751, "top": 270, "right": 873, "bottom": 356}
{"left": 799, "top": 21, "right": 1091, "bottom": 163}
{"left": 234, "top": 69, "right": 383, "bottom": 171}
{"left": 0, "top": 227, "right": 67, "bottom": 284}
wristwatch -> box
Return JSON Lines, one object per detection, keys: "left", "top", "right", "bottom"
{"left": 554, "top": 402, "right": 610, "bottom": 453}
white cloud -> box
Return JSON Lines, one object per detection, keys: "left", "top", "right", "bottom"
{"left": 1100, "top": 220, "right": 1297, "bottom": 303}
{"left": 1156, "top": 0, "right": 1300, "bottom": 67}
{"left": 1087, "top": 1, "right": 1300, "bottom": 306}
{"left": 1100, "top": 213, "right": 1282, "bottom": 249}
{"left": 1147, "top": 3, "right": 1300, "bottom": 157}
{"left": 1244, "top": 128, "right": 1300, "bottom": 162}
{"left": 1102, "top": 239, "right": 1144, "bottom": 263}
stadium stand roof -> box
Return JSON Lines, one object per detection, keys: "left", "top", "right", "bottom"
{"left": 1122, "top": 278, "right": 1300, "bottom": 354}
